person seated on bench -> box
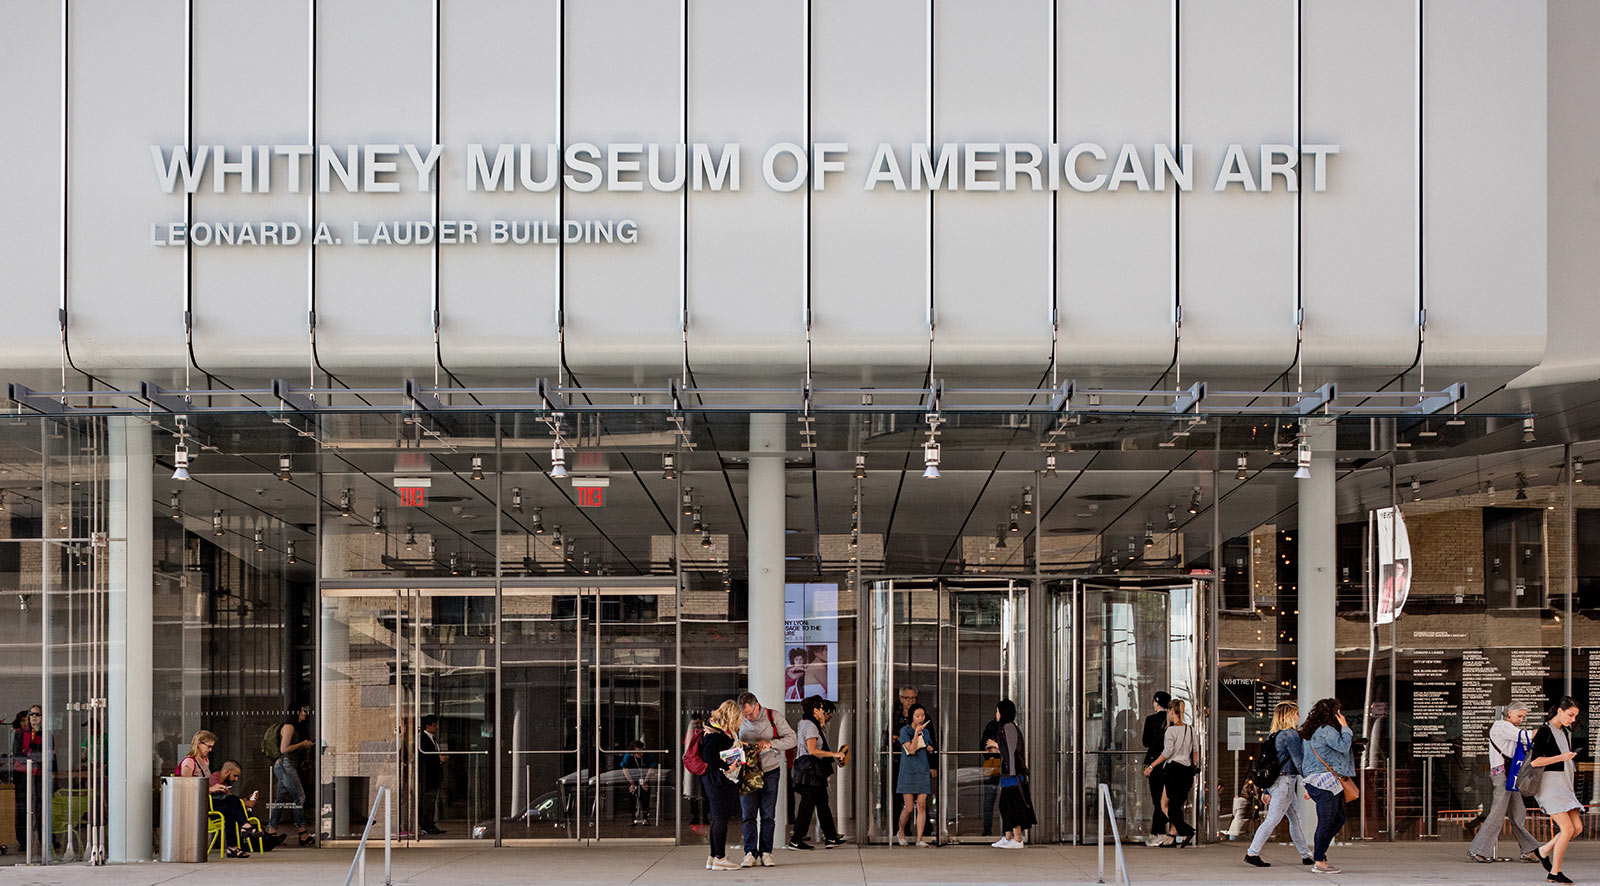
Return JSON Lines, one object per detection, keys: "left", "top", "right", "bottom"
{"left": 210, "top": 761, "right": 286, "bottom": 854}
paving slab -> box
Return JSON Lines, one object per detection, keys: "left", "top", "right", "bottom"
{"left": 0, "top": 841, "right": 1594, "bottom": 886}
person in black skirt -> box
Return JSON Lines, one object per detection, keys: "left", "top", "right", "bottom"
{"left": 987, "top": 699, "right": 1035, "bottom": 849}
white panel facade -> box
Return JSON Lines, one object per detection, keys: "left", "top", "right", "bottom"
{"left": 1055, "top": 0, "right": 1175, "bottom": 373}
{"left": 436, "top": 0, "right": 560, "bottom": 374}
{"left": 685, "top": 0, "right": 807, "bottom": 379}
{"left": 1177, "top": 0, "right": 1297, "bottom": 369}
{"left": 0, "top": 1, "right": 64, "bottom": 368}
{"left": 931, "top": 0, "right": 1054, "bottom": 376}
{"left": 313, "top": 0, "right": 434, "bottom": 373}
{"left": 561, "top": 0, "right": 683, "bottom": 382}
{"left": 1423, "top": 0, "right": 1546, "bottom": 370}
{"left": 190, "top": 0, "right": 311, "bottom": 372}
{"left": 1299, "top": 0, "right": 1418, "bottom": 374}
{"left": 66, "top": 0, "right": 188, "bottom": 371}
{"left": 808, "top": 0, "right": 928, "bottom": 385}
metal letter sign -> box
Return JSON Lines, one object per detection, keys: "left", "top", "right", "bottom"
{"left": 399, "top": 487, "right": 426, "bottom": 507}
{"left": 577, "top": 487, "right": 604, "bottom": 508}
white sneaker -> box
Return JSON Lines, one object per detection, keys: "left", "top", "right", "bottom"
{"left": 992, "top": 838, "right": 1011, "bottom": 848}
{"left": 705, "top": 855, "right": 714, "bottom": 870}
{"left": 740, "top": 852, "right": 757, "bottom": 868}
{"left": 1144, "top": 834, "right": 1162, "bottom": 847}
{"left": 710, "top": 857, "right": 742, "bottom": 871}
{"left": 915, "top": 841, "right": 929, "bottom": 848}
{"left": 759, "top": 853, "right": 776, "bottom": 867}
{"left": 898, "top": 836, "right": 909, "bottom": 846}
{"left": 1003, "top": 839, "right": 1025, "bottom": 850}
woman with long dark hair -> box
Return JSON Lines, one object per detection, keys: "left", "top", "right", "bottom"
{"left": 11, "top": 707, "right": 46, "bottom": 855}
{"left": 1529, "top": 697, "right": 1583, "bottom": 883}
{"left": 787, "top": 695, "right": 846, "bottom": 850}
{"left": 987, "top": 698, "right": 1034, "bottom": 849}
{"left": 1142, "top": 699, "right": 1197, "bottom": 847}
{"left": 1298, "top": 698, "right": 1354, "bottom": 874}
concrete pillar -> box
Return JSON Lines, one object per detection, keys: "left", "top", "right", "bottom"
{"left": 746, "top": 413, "right": 787, "bottom": 833}
{"left": 109, "top": 417, "right": 153, "bottom": 861}
{"left": 1297, "top": 420, "right": 1337, "bottom": 713}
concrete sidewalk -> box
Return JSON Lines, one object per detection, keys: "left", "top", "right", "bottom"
{"left": 0, "top": 841, "right": 1592, "bottom": 886}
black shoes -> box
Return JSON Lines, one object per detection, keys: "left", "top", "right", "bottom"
{"left": 1302, "top": 857, "right": 1315, "bottom": 866}
{"left": 786, "top": 839, "right": 815, "bottom": 851}
{"left": 823, "top": 835, "right": 847, "bottom": 847}
{"left": 1548, "top": 873, "right": 1574, "bottom": 884}
{"left": 1537, "top": 849, "right": 1555, "bottom": 873}
{"left": 1244, "top": 854, "right": 1271, "bottom": 867}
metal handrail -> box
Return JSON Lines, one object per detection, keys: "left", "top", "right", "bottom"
{"left": 1097, "top": 783, "right": 1133, "bottom": 886}
{"left": 343, "top": 785, "right": 392, "bottom": 886}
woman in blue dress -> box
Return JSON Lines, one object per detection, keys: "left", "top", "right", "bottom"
{"left": 896, "top": 703, "right": 935, "bottom": 846}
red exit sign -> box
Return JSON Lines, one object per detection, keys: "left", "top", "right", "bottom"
{"left": 399, "top": 487, "right": 426, "bottom": 507}
{"left": 576, "top": 487, "right": 604, "bottom": 508}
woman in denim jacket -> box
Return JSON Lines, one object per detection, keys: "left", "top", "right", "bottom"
{"left": 1297, "top": 698, "right": 1354, "bottom": 875}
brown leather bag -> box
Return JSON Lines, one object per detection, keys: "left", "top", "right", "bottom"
{"left": 1310, "top": 744, "right": 1360, "bottom": 802}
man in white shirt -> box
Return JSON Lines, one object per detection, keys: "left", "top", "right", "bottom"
{"left": 1468, "top": 702, "right": 1541, "bottom": 863}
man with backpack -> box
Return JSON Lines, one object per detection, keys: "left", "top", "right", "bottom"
{"left": 1468, "top": 702, "right": 1542, "bottom": 863}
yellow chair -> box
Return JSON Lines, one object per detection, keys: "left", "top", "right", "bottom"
{"left": 207, "top": 794, "right": 264, "bottom": 856}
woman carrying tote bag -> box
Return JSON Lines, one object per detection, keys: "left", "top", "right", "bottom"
{"left": 1299, "top": 698, "right": 1356, "bottom": 875}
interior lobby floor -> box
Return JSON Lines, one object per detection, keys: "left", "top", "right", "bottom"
{"left": 0, "top": 840, "right": 1594, "bottom": 886}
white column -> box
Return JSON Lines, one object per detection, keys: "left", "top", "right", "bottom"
{"left": 1297, "top": 420, "right": 1337, "bottom": 713}
{"left": 746, "top": 413, "right": 787, "bottom": 832}
{"left": 108, "top": 417, "right": 153, "bottom": 861}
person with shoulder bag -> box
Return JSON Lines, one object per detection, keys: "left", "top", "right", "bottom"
{"left": 698, "top": 700, "right": 745, "bottom": 872}
{"left": 988, "top": 698, "right": 1035, "bottom": 850}
{"left": 1244, "top": 701, "right": 1313, "bottom": 867}
{"left": 787, "top": 696, "right": 847, "bottom": 850}
{"left": 1526, "top": 697, "right": 1584, "bottom": 884}
{"left": 1143, "top": 699, "right": 1197, "bottom": 848}
{"left": 1467, "top": 701, "right": 1541, "bottom": 863}
{"left": 1298, "top": 698, "right": 1356, "bottom": 874}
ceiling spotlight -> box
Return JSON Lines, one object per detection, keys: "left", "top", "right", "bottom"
{"left": 1235, "top": 452, "right": 1248, "bottom": 481}
{"left": 552, "top": 526, "right": 564, "bottom": 549}
{"left": 1043, "top": 452, "right": 1058, "bottom": 479}
{"left": 1166, "top": 504, "right": 1177, "bottom": 529}
{"left": 1515, "top": 472, "right": 1528, "bottom": 501}
{"left": 254, "top": 528, "right": 265, "bottom": 553}
{"left": 662, "top": 452, "right": 677, "bottom": 480}
{"left": 1410, "top": 479, "right": 1422, "bottom": 502}
{"left": 854, "top": 453, "right": 867, "bottom": 480}
{"left": 692, "top": 506, "right": 704, "bottom": 534}
{"left": 1144, "top": 523, "right": 1155, "bottom": 548}
{"left": 471, "top": 455, "right": 485, "bottom": 481}
{"left": 701, "top": 529, "right": 713, "bottom": 548}
{"left": 1485, "top": 479, "right": 1496, "bottom": 498}
{"left": 1522, "top": 417, "right": 1536, "bottom": 444}
{"left": 549, "top": 445, "right": 567, "bottom": 479}
{"left": 286, "top": 540, "right": 297, "bottom": 564}
{"left": 169, "top": 490, "right": 181, "bottom": 520}
{"left": 372, "top": 507, "right": 385, "bottom": 534}
{"left": 277, "top": 454, "right": 292, "bottom": 482}
{"left": 511, "top": 487, "right": 523, "bottom": 513}
{"left": 1188, "top": 486, "right": 1202, "bottom": 515}
{"left": 449, "top": 552, "right": 459, "bottom": 575}
{"left": 212, "top": 510, "right": 224, "bottom": 537}
{"left": 1008, "top": 506, "right": 1021, "bottom": 534}
{"left": 404, "top": 526, "right": 416, "bottom": 550}
{"left": 339, "top": 488, "right": 352, "bottom": 517}
{"left": 995, "top": 523, "right": 1008, "bottom": 549}
{"left": 531, "top": 507, "right": 545, "bottom": 534}
{"left": 1293, "top": 441, "right": 1312, "bottom": 480}
{"left": 1577, "top": 457, "right": 1585, "bottom": 484}
{"left": 1021, "top": 486, "right": 1034, "bottom": 515}
{"left": 171, "top": 440, "right": 191, "bottom": 481}
{"left": 681, "top": 487, "right": 694, "bottom": 516}
{"left": 922, "top": 441, "right": 941, "bottom": 480}
{"left": 427, "top": 538, "right": 436, "bottom": 559}
{"left": 849, "top": 530, "right": 859, "bottom": 549}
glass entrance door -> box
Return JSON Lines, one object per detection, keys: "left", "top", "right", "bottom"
{"left": 866, "top": 579, "right": 1026, "bottom": 844}
{"left": 1057, "top": 579, "right": 1205, "bottom": 844}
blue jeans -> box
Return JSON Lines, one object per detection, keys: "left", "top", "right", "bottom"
{"left": 1306, "top": 783, "right": 1346, "bottom": 862}
{"left": 1247, "top": 775, "right": 1309, "bottom": 858}
{"left": 271, "top": 756, "right": 306, "bottom": 829}
{"left": 739, "top": 767, "right": 781, "bottom": 856}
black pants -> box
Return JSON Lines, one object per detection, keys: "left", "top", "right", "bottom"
{"left": 1147, "top": 765, "right": 1167, "bottom": 835}
{"left": 1162, "top": 768, "right": 1195, "bottom": 839}
{"left": 630, "top": 784, "right": 651, "bottom": 823}
{"left": 213, "top": 794, "right": 251, "bottom": 848}
{"left": 982, "top": 776, "right": 999, "bottom": 835}
{"left": 419, "top": 783, "right": 440, "bottom": 832}
{"left": 702, "top": 773, "right": 738, "bottom": 859}
{"left": 13, "top": 769, "right": 46, "bottom": 850}
{"left": 792, "top": 782, "right": 837, "bottom": 843}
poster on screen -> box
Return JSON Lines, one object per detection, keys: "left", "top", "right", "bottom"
{"left": 1375, "top": 506, "right": 1412, "bottom": 625}
{"left": 784, "top": 583, "right": 839, "bottom": 702}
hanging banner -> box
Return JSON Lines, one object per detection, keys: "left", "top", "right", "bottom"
{"left": 784, "top": 583, "right": 840, "bottom": 702}
{"left": 1375, "top": 506, "right": 1412, "bottom": 625}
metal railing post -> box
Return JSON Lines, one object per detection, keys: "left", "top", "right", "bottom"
{"left": 344, "top": 784, "right": 392, "bottom": 886}
{"left": 384, "top": 785, "right": 392, "bottom": 885}
{"left": 1097, "top": 783, "right": 1133, "bottom": 886}
{"left": 1097, "top": 781, "right": 1106, "bottom": 883}
{"left": 26, "top": 760, "right": 36, "bottom": 865}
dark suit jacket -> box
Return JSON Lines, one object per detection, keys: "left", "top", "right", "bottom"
{"left": 420, "top": 729, "right": 443, "bottom": 789}
{"left": 1142, "top": 711, "right": 1168, "bottom": 764}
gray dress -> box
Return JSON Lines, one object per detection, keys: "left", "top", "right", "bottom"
{"left": 1536, "top": 725, "right": 1583, "bottom": 815}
